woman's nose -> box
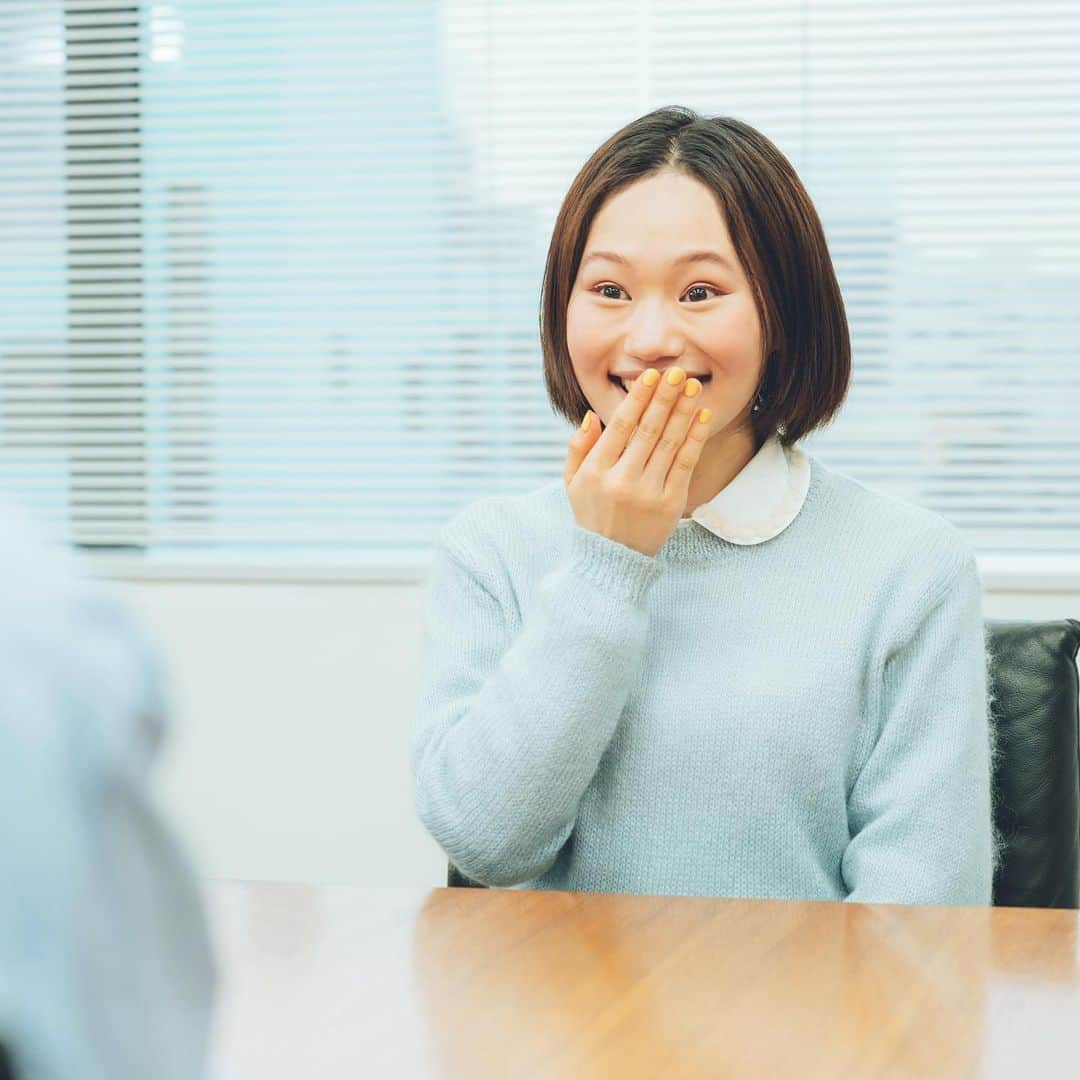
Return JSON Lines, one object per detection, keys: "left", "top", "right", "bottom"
{"left": 624, "top": 301, "right": 683, "bottom": 361}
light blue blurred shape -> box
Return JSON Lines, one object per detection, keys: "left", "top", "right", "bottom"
{"left": 0, "top": 496, "right": 216, "bottom": 1080}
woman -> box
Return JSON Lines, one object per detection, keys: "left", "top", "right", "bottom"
{"left": 411, "top": 106, "right": 1001, "bottom": 905}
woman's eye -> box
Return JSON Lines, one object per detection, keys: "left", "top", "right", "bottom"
{"left": 685, "top": 285, "right": 718, "bottom": 303}
{"left": 592, "top": 284, "right": 720, "bottom": 302}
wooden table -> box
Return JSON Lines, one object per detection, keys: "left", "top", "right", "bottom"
{"left": 209, "top": 883, "right": 1079, "bottom": 1078}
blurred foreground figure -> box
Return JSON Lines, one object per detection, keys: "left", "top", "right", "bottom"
{"left": 0, "top": 497, "right": 216, "bottom": 1079}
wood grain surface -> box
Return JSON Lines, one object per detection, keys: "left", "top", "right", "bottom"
{"left": 209, "top": 883, "right": 1079, "bottom": 1078}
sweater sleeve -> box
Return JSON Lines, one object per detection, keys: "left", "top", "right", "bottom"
{"left": 842, "top": 545, "right": 997, "bottom": 907}
{"left": 412, "top": 513, "right": 665, "bottom": 887}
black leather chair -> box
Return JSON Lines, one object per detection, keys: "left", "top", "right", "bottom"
{"left": 448, "top": 618, "right": 1080, "bottom": 908}
{"left": 988, "top": 618, "right": 1080, "bottom": 907}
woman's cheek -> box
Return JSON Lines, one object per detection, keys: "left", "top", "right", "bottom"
{"left": 565, "top": 302, "right": 606, "bottom": 361}
{"left": 564, "top": 296, "right": 584, "bottom": 354}
{"left": 707, "top": 309, "right": 763, "bottom": 371}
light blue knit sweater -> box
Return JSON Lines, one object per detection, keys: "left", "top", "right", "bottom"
{"left": 412, "top": 453, "right": 1001, "bottom": 906}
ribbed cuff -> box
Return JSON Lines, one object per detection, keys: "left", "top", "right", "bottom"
{"left": 567, "top": 523, "right": 664, "bottom": 607}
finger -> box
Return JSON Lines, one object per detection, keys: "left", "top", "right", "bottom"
{"left": 564, "top": 409, "right": 600, "bottom": 487}
{"left": 663, "top": 406, "right": 712, "bottom": 499}
{"left": 617, "top": 367, "right": 689, "bottom": 474}
{"left": 589, "top": 368, "right": 662, "bottom": 471}
{"left": 640, "top": 377, "right": 704, "bottom": 488}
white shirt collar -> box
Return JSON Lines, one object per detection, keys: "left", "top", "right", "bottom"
{"left": 676, "top": 432, "right": 811, "bottom": 546}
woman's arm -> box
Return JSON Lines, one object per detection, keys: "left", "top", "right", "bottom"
{"left": 842, "top": 546, "right": 999, "bottom": 906}
{"left": 412, "top": 513, "right": 664, "bottom": 887}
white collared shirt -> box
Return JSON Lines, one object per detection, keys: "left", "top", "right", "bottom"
{"left": 676, "top": 431, "right": 812, "bottom": 546}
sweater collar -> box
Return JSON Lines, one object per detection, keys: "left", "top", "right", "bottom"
{"left": 676, "top": 432, "right": 811, "bottom": 546}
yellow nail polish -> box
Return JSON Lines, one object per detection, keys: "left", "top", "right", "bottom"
{"left": 683, "top": 379, "right": 701, "bottom": 398}
{"left": 666, "top": 368, "right": 686, "bottom": 386}
{"left": 581, "top": 410, "right": 593, "bottom": 432}
{"left": 643, "top": 369, "right": 660, "bottom": 387}
{"left": 698, "top": 408, "right": 712, "bottom": 424}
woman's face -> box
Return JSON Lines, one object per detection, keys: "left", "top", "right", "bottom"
{"left": 566, "top": 169, "right": 765, "bottom": 443}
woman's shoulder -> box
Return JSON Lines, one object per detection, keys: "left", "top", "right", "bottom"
{"left": 806, "top": 454, "right": 976, "bottom": 569}
{"left": 435, "top": 478, "right": 569, "bottom": 567}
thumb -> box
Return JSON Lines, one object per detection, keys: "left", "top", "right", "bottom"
{"left": 564, "top": 410, "right": 600, "bottom": 487}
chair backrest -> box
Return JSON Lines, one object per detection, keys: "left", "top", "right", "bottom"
{"left": 449, "top": 618, "right": 1080, "bottom": 907}
{"left": 987, "top": 618, "right": 1080, "bottom": 908}
{"left": 447, "top": 862, "right": 485, "bottom": 888}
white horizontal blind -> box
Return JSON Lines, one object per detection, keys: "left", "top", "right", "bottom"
{"left": 0, "top": 0, "right": 1077, "bottom": 561}
{"left": 1, "top": 0, "right": 148, "bottom": 545}
{"left": 792, "top": 2, "right": 1080, "bottom": 555}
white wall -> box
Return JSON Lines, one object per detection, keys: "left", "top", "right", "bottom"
{"left": 118, "top": 580, "right": 448, "bottom": 890}
{"left": 115, "top": 577, "right": 1080, "bottom": 890}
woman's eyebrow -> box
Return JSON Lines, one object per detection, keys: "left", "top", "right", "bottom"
{"left": 581, "top": 249, "right": 736, "bottom": 272}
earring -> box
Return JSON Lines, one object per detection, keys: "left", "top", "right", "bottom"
{"left": 752, "top": 391, "right": 766, "bottom": 413}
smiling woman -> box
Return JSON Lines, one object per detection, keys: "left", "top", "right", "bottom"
{"left": 540, "top": 111, "right": 852, "bottom": 522}
{"left": 540, "top": 109, "right": 851, "bottom": 470}
{"left": 568, "top": 170, "right": 755, "bottom": 521}
{"left": 411, "top": 105, "right": 999, "bottom": 911}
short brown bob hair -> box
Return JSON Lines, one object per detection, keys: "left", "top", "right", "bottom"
{"left": 540, "top": 106, "right": 851, "bottom": 450}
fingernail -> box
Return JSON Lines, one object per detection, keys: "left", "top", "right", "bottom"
{"left": 643, "top": 370, "right": 660, "bottom": 387}
{"left": 582, "top": 410, "right": 593, "bottom": 432}
{"left": 698, "top": 409, "right": 711, "bottom": 424}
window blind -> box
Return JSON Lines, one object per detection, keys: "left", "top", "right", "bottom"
{"left": 1, "top": 0, "right": 1077, "bottom": 565}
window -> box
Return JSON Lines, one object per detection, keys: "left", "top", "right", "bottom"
{"left": 2, "top": 1, "right": 1077, "bottom": 579}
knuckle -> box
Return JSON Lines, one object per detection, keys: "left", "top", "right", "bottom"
{"left": 581, "top": 463, "right": 602, "bottom": 486}
{"left": 635, "top": 419, "right": 661, "bottom": 442}
{"left": 610, "top": 414, "right": 635, "bottom": 438}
